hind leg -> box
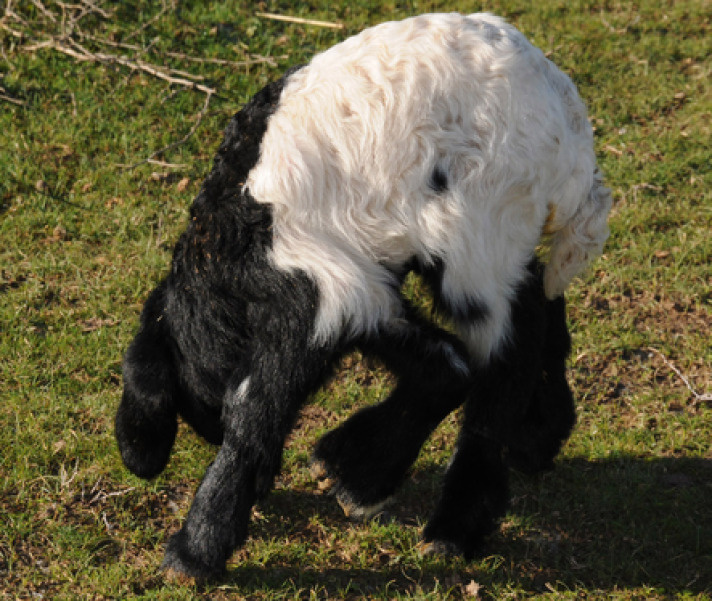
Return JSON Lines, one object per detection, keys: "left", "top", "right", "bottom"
{"left": 161, "top": 315, "right": 337, "bottom": 578}
{"left": 116, "top": 282, "right": 179, "bottom": 479}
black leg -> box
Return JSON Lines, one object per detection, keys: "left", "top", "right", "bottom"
{"left": 162, "top": 322, "right": 336, "bottom": 578}
{"left": 116, "top": 282, "right": 179, "bottom": 479}
{"left": 422, "top": 263, "right": 543, "bottom": 555}
{"left": 312, "top": 310, "right": 471, "bottom": 517}
{"left": 422, "top": 418, "right": 508, "bottom": 558}
{"left": 421, "top": 350, "right": 534, "bottom": 557}
{"left": 424, "top": 266, "right": 575, "bottom": 556}
{"left": 506, "top": 294, "right": 575, "bottom": 474}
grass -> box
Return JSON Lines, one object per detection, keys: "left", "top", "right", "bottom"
{"left": 1, "top": 0, "right": 710, "bottom": 599}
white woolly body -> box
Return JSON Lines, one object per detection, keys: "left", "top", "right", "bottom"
{"left": 247, "top": 12, "right": 611, "bottom": 361}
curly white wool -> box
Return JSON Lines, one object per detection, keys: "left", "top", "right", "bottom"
{"left": 247, "top": 12, "right": 611, "bottom": 360}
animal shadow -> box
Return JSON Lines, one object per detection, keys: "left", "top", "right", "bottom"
{"left": 222, "top": 455, "right": 711, "bottom": 597}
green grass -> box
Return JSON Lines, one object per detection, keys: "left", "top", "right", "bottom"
{"left": 1, "top": 1, "right": 710, "bottom": 599}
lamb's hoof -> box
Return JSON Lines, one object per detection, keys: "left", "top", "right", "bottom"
{"left": 507, "top": 448, "right": 556, "bottom": 476}
{"left": 417, "top": 539, "right": 463, "bottom": 558}
{"left": 310, "top": 459, "right": 391, "bottom": 520}
{"left": 161, "top": 532, "right": 225, "bottom": 582}
{"left": 422, "top": 517, "right": 491, "bottom": 562}
{"left": 309, "top": 460, "right": 333, "bottom": 488}
{"left": 336, "top": 492, "right": 390, "bottom": 521}
{"left": 162, "top": 567, "right": 199, "bottom": 586}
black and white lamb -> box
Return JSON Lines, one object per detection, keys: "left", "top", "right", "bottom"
{"left": 115, "top": 12, "right": 611, "bottom": 578}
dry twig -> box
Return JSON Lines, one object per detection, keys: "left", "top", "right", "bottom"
{"left": 79, "top": 0, "right": 112, "bottom": 19}
{"left": 0, "top": 88, "right": 25, "bottom": 105}
{"left": 163, "top": 49, "right": 280, "bottom": 68}
{"left": 256, "top": 11, "right": 344, "bottom": 30}
{"left": 3, "top": 1, "right": 279, "bottom": 167}
{"left": 125, "top": 0, "right": 173, "bottom": 41}
{"left": 47, "top": 38, "right": 217, "bottom": 95}
{"left": 647, "top": 347, "right": 712, "bottom": 403}
{"left": 629, "top": 182, "right": 662, "bottom": 204}
{"left": 0, "top": 21, "right": 25, "bottom": 39}
{"left": 121, "top": 90, "right": 214, "bottom": 170}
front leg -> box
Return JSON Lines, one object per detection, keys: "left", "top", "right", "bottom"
{"left": 506, "top": 294, "right": 576, "bottom": 474}
{"left": 312, "top": 311, "right": 471, "bottom": 517}
{"left": 422, "top": 419, "right": 508, "bottom": 558}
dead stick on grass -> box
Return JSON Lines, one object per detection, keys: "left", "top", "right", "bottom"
{"left": 125, "top": 0, "right": 173, "bottom": 41}
{"left": 7, "top": 2, "right": 217, "bottom": 169}
{"left": 122, "top": 90, "right": 214, "bottom": 170}
{"left": 0, "top": 21, "right": 25, "bottom": 39}
{"left": 256, "top": 11, "right": 343, "bottom": 29}
{"left": 79, "top": 0, "right": 112, "bottom": 20}
{"left": 646, "top": 347, "right": 712, "bottom": 403}
{"left": 0, "top": 92, "right": 25, "bottom": 105}
{"left": 30, "top": 0, "right": 56, "bottom": 22}
{"left": 49, "top": 39, "right": 217, "bottom": 95}
{"left": 163, "top": 49, "right": 280, "bottom": 68}
{"left": 21, "top": 38, "right": 216, "bottom": 168}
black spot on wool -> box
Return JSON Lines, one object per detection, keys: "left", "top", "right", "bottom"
{"left": 428, "top": 164, "right": 449, "bottom": 193}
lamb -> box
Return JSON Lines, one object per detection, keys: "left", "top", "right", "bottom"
{"left": 115, "top": 12, "right": 611, "bottom": 578}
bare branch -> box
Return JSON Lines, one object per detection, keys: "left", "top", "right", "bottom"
{"left": 21, "top": 39, "right": 55, "bottom": 52}
{"left": 80, "top": 0, "right": 112, "bottom": 19}
{"left": 122, "top": 90, "right": 213, "bottom": 170}
{"left": 125, "top": 0, "right": 173, "bottom": 41}
{"left": 146, "top": 159, "right": 189, "bottom": 168}
{"left": 47, "top": 38, "right": 217, "bottom": 95}
{"left": 647, "top": 347, "right": 712, "bottom": 403}
{"left": 163, "top": 49, "right": 280, "bottom": 68}
{"left": 114, "top": 159, "right": 190, "bottom": 169}
{"left": 256, "top": 11, "right": 344, "bottom": 30}
{"left": 4, "top": 6, "right": 30, "bottom": 27}
{"left": 0, "top": 21, "right": 26, "bottom": 39}
{"left": 76, "top": 31, "right": 143, "bottom": 52}
{"left": 6, "top": 1, "right": 222, "bottom": 170}
{"left": 31, "top": 0, "right": 57, "bottom": 22}
{"left": 0, "top": 92, "right": 25, "bottom": 105}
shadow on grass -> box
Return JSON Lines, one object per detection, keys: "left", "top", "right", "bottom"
{"left": 220, "top": 455, "right": 711, "bottom": 597}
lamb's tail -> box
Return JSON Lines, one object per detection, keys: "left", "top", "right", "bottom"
{"left": 115, "top": 281, "right": 178, "bottom": 479}
{"left": 543, "top": 170, "right": 612, "bottom": 299}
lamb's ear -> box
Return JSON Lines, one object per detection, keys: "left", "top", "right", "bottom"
{"left": 544, "top": 173, "right": 611, "bottom": 299}
{"left": 115, "top": 282, "right": 178, "bottom": 479}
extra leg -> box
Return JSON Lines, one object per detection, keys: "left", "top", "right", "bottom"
{"left": 421, "top": 343, "right": 540, "bottom": 558}
{"left": 312, "top": 307, "right": 471, "bottom": 518}
{"left": 422, "top": 264, "right": 546, "bottom": 555}
{"left": 115, "top": 282, "right": 179, "bottom": 479}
